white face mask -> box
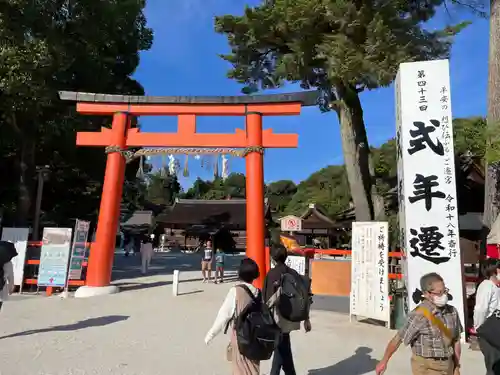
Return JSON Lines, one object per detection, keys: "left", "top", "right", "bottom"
{"left": 432, "top": 294, "right": 448, "bottom": 307}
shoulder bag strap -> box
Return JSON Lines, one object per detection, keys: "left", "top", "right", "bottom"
{"left": 224, "top": 285, "right": 250, "bottom": 334}
{"left": 416, "top": 306, "right": 453, "bottom": 344}
{"left": 238, "top": 284, "right": 259, "bottom": 302}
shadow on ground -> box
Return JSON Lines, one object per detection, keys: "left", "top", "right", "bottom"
{"left": 111, "top": 252, "right": 244, "bottom": 282}
{"left": 0, "top": 315, "right": 129, "bottom": 340}
{"left": 114, "top": 273, "right": 239, "bottom": 292}
{"left": 307, "top": 347, "right": 377, "bottom": 375}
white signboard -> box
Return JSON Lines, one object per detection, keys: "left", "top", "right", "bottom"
{"left": 285, "top": 255, "right": 306, "bottom": 275}
{"left": 396, "top": 60, "right": 465, "bottom": 326}
{"left": 280, "top": 215, "right": 302, "bottom": 232}
{"left": 270, "top": 255, "right": 306, "bottom": 276}
{"left": 38, "top": 227, "right": 73, "bottom": 287}
{"left": 350, "top": 222, "right": 390, "bottom": 325}
{"left": 1, "top": 228, "right": 29, "bottom": 286}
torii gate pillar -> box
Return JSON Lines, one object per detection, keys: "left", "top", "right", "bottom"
{"left": 245, "top": 112, "right": 265, "bottom": 285}
{"left": 59, "top": 90, "right": 317, "bottom": 297}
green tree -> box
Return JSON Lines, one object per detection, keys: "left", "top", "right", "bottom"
{"left": 146, "top": 171, "right": 181, "bottom": 206}
{"left": 266, "top": 180, "right": 297, "bottom": 215}
{"left": 203, "top": 178, "right": 227, "bottom": 200}
{"left": 215, "top": 0, "right": 464, "bottom": 221}
{"left": 0, "top": 0, "right": 153, "bottom": 224}
{"left": 223, "top": 173, "right": 246, "bottom": 198}
{"left": 285, "top": 165, "right": 351, "bottom": 218}
{"left": 181, "top": 178, "right": 214, "bottom": 199}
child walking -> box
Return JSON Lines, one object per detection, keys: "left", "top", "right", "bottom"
{"left": 215, "top": 249, "right": 225, "bottom": 284}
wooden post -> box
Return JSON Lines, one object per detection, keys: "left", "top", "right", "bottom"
{"left": 245, "top": 112, "right": 266, "bottom": 289}
{"left": 85, "top": 113, "right": 129, "bottom": 287}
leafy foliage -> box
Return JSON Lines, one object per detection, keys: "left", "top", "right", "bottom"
{"left": 266, "top": 180, "right": 297, "bottom": 214}
{"left": 214, "top": 0, "right": 458, "bottom": 99}
{"left": 214, "top": 0, "right": 464, "bottom": 221}
{"left": 0, "top": 0, "right": 153, "bottom": 226}
{"left": 146, "top": 171, "right": 181, "bottom": 206}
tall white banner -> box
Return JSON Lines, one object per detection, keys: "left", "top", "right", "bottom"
{"left": 350, "top": 222, "right": 390, "bottom": 325}
{"left": 396, "top": 60, "right": 464, "bottom": 327}
{"left": 1, "top": 228, "right": 29, "bottom": 286}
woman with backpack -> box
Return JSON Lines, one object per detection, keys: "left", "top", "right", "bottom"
{"left": 0, "top": 241, "right": 17, "bottom": 310}
{"left": 205, "top": 257, "right": 272, "bottom": 375}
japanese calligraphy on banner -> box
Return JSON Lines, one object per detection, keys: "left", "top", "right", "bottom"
{"left": 350, "top": 222, "right": 390, "bottom": 325}
{"left": 270, "top": 255, "right": 306, "bottom": 275}
{"left": 396, "top": 59, "right": 465, "bottom": 325}
{"left": 285, "top": 255, "right": 306, "bottom": 275}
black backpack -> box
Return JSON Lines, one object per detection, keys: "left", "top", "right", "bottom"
{"left": 229, "top": 285, "right": 281, "bottom": 361}
{"left": 276, "top": 270, "right": 312, "bottom": 322}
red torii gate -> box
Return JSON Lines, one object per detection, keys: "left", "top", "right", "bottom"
{"left": 59, "top": 91, "right": 317, "bottom": 296}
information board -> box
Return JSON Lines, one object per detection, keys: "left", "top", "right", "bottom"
{"left": 270, "top": 255, "right": 306, "bottom": 276}
{"left": 38, "top": 227, "right": 72, "bottom": 287}
{"left": 68, "top": 220, "right": 90, "bottom": 280}
{"left": 350, "top": 221, "right": 390, "bottom": 325}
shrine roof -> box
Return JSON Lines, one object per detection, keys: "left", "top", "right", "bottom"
{"left": 120, "top": 210, "right": 154, "bottom": 230}
{"left": 299, "top": 203, "right": 344, "bottom": 229}
{"left": 58, "top": 91, "right": 319, "bottom": 106}
{"left": 156, "top": 198, "right": 270, "bottom": 227}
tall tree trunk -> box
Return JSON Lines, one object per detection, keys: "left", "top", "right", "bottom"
{"left": 335, "top": 84, "right": 378, "bottom": 221}
{"left": 16, "top": 137, "right": 35, "bottom": 226}
{"left": 483, "top": 0, "right": 500, "bottom": 253}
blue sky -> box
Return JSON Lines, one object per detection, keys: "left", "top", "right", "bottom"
{"left": 133, "top": 0, "right": 489, "bottom": 189}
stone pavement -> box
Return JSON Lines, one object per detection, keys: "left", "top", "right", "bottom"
{"left": 0, "top": 252, "right": 485, "bottom": 375}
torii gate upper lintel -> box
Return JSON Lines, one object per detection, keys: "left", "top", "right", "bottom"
{"left": 58, "top": 90, "right": 317, "bottom": 296}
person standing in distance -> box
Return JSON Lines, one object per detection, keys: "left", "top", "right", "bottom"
{"left": 201, "top": 240, "right": 214, "bottom": 283}
{"left": 140, "top": 235, "right": 154, "bottom": 275}
{"left": 376, "top": 272, "right": 462, "bottom": 375}
{"left": 263, "top": 244, "right": 312, "bottom": 375}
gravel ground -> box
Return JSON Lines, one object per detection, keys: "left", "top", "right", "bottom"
{"left": 0, "top": 252, "right": 485, "bottom": 375}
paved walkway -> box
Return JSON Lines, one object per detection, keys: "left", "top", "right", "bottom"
{"left": 0, "top": 252, "right": 486, "bottom": 375}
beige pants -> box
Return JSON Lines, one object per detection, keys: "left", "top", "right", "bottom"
{"left": 411, "top": 355, "right": 454, "bottom": 375}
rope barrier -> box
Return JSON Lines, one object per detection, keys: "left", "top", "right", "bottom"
{"left": 104, "top": 146, "right": 264, "bottom": 163}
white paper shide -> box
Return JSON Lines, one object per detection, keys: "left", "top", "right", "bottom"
{"left": 396, "top": 59, "right": 464, "bottom": 326}
{"left": 350, "top": 222, "right": 390, "bottom": 325}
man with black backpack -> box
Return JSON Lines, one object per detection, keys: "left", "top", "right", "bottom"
{"left": 264, "top": 244, "right": 312, "bottom": 375}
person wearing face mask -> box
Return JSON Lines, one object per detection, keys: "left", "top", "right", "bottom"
{"left": 376, "top": 272, "right": 463, "bottom": 375}
{"left": 474, "top": 259, "right": 500, "bottom": 375}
